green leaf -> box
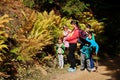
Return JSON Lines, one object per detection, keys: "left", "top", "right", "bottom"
{"left": 10, "top": 47, "right": 19, "bottom": 54}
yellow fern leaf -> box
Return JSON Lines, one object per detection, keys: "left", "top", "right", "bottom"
{"left": 0, "top": 14, "right": 9, "bottom": 20}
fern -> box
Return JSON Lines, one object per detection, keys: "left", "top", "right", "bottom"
{"left": 14, "top": 10, "right": 60, "bottom": 62}
{"left": 0, "top": 14, "right": 13, "bottom": 24}
{"left": 13, "top": 10, "right": 79, "bottom": 62}
{"left": 0, "top": 14, "right": 12, "bottom": 62}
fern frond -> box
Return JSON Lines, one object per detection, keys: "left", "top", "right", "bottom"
{"left": 0, "top": 14, "right": 9, "bottom": 20}
{"left": 21, "top": 9, "right": 28, "bottom": 21}
{"left": 0, "top": 14, "right": 13, "bottom": 24}
{"left": 0, "top": 31, "right": 5, "bottom": 35}
{"left": 43, "top": 11, "right": 49, "bottom": 19}
{"left": 0, "top": 44, "right": 8, "bottom": 50}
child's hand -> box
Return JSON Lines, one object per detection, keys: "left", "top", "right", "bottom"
{"left": 95, "top": 52, "right": 97, "bottom": 55}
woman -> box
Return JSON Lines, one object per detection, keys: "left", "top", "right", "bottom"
{"left": 65, "top": 21, "right": 79, "bottom": 72}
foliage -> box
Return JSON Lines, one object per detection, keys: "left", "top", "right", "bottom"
{"left": 0, "top": 14, "right": 13, "bottom": 61}
{"left": 22, "top": 0, "right": 35, "bottom": 8}
{"left": 0, "top": 14, "right": 13, "bottom": 25}
{"left": 33, "top": 0, "right": 59, "bottom": 12}
{"left": 13, "top": 10, "right": 63, "bottom": 62}
{"left": 0, "top": 14, "right": 19, "bottom": 79}
{"left": 35, "top": 0, "right": 54, "bottom": 4}
{"left": 51, "top": 17, "right": 73, "bottom": 43}
{"left": 0, "top": 33, "right": 8, "bottom": 62}
{"left": 62, "top": 0, "right": 89, "bottom": 19}
{"left": 80, "top": 11, "right": 104, "bottom": 37}
{"left": 23, "top": 0, "right": 89, "bottom": 20}
{"left": 82, "top": 11, "right": 104, "bottom": 33}
{"left": 29, "top": 10, "right": 60, "bottom": 40}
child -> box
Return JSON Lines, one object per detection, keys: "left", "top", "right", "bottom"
{"left": 85, "top": 24, "right": 95, "bottom": 40}
{"left": 62, "top": 25, "right": 71, "bottom": 64}
{"left": 80, "top": 43, "right": 92, "bottom": 72}
{"left": 55, "top": 37, "right": 65, "bottom": 69}
{"left": 63, "top": 25, "right": 71, "bottom": 48}
{"left": 86, "top": 31, "right": 99, "bottom": 71}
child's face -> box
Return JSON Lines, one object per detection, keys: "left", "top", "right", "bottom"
{"left": 58, "top": 39, "right": 62, "bottom": 44}
{"left": 64, "top": 27, "right": 68, "bottom": 31}
{"left": 86, "top": 27, "right": 90, "bottom": 32}
{"left": 88, "top": 34, "right": 92, "bottom": 39}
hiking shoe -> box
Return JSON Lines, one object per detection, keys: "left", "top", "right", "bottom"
{"left": 67, "top": 67, "right": 73, "bottom": 71}
{"left": 87, "top": 69, "right": 91, "bottom": 72}
{"left": 60, "top": 67, "right": 63, "bottom": 69}
{"left": 91, "top": 67, "right": 96, "bottom": 72}
{"left": 80, "top": 68, "right": 85, "bottom": 71}
{"left": 67, "top": 67, "right": 76, "bottom": 72}
{"left": 67, "top": 67, "right": 76, "bottom": 70}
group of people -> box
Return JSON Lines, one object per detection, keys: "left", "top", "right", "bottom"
{"left": 55, "top": 20, "right": 99, "bottom": 72}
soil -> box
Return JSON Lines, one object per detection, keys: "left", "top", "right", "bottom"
{"left": 48, "top": 56, "right": 120, "bottom": 80}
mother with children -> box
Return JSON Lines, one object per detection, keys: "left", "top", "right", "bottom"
{"left": 55, "top": 20, "right": 99, "bottom": 72}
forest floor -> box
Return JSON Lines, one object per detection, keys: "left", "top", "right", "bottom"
{"left": 45, "top": 55, "right": 120, "bottom": 80}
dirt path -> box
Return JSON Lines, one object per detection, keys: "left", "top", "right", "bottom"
{"left": 49, "top": 66, "right": 112, "bottom": 80}
{"left": 49, "top": 56, "right": 120, "bottom": 80}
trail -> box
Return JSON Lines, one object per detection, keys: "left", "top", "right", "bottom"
{"left": 49, "top": 56, "right": 120, "bottom": 80}
{"left": 49, "top": 66, "right": 112, "bottom": 80}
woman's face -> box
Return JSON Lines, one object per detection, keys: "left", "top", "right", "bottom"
{"left": 72, "top": 24, "right": 76, "bottom": 28}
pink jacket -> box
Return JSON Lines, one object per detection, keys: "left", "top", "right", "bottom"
{"left": 65, "top": 28, "right": 79, "bottom": 43}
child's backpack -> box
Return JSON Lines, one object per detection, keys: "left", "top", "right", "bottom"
{"left": 79, "top": 29, "right": 87, "bottom": 39}
{"left": 78, "top": 29, "right": 91, "bottom": 48}
{"left": 78, "top": 29, "right": 87, "bottom": 43}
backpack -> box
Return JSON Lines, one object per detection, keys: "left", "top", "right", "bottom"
{"left": 79, "top": 29, "right": 87, "bottom": 39}
{"left": 78, "top": 29, "right": 91, "bottom": 47}
{"left": 78, "top": 29, "right": 87, "bottom": 43}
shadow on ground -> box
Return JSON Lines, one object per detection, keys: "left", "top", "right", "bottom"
{"left": 99, "top": 54, "right": 120, "bottom": 80}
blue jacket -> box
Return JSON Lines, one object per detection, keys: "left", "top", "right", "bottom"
{"left": 80, "top": 45, "right": 92, "bottom": 54}
{"left": 80, "top": 45, "right": 92, "bottom": 59}
{"left": 86, "top": 37, "right": 99, "bottom": 54}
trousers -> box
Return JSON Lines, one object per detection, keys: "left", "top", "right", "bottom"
{"left": 68, "top": 43, "right": 77, "bottom": 69}
{"left": 58, "top": 54, "right": 64, "bottom": 68}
